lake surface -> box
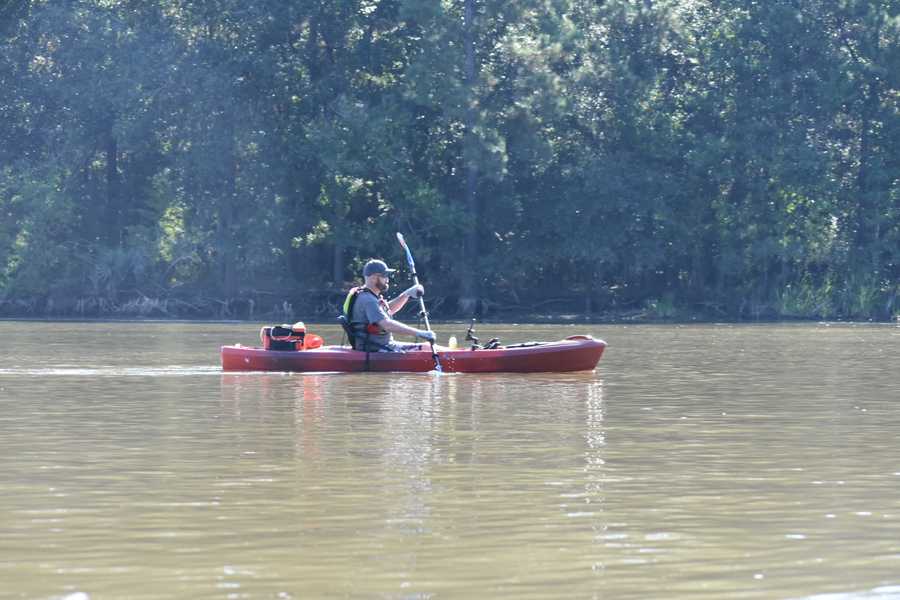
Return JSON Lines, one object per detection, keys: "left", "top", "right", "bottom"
{"left": 1, "top": 321, "right": 898, "bottom": 599}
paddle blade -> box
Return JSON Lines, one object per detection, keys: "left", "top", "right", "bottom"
{"left": 396, "top": 232, "right": 416, "bottom": 271}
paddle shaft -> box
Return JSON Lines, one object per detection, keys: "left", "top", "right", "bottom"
{"left": 408, "top": 269, "right": 431, "bottom": 332}
{"left": 397, "top": 233, "right": 441, "bottom": 371}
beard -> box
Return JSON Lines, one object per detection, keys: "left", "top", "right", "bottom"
{"left": 375, "top": 280, "right": 390, "bottom": 294}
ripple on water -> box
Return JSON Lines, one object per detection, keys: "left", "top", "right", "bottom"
{"left": 0, "top": 366, "right": 221, "bottom": 377}
{"left": 794, "top": 585, "right": 900, "bottom": 599}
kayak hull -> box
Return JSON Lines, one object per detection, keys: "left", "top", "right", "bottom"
{"left": 221, "top": 336, "right": 606, "bottom": 373}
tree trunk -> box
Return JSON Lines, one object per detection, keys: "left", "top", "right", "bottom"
{"left": 853, "top": 78, "right": 881, "bottom": 270}
{"left": 333, "top": 239, "right": 344, "bottom": 286}
{"left": 219, "top": 118, "right": 238, "bottom": 299}
{"left": 105, "top": 130, "right": 121, "bottom": 247}
{"left": 460, "top": 0, "right": 479, "bottom": 313}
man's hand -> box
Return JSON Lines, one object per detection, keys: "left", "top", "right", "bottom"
{"left": 415, "top": 329, "right": 436, "bottom": 343}
{"left": 403, "top": 284, "right": 425, "bottom": 299}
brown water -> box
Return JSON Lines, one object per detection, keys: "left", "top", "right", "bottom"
{"left": 1, "top": 321, "right": 898, "bottom": 599}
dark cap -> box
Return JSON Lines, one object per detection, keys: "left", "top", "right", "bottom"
{"left": 363, "top": 259, "right": 397, "bottom": 277}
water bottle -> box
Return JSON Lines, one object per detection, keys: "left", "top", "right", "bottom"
{"left": 291, "top": 321, "right": 306, "bottom": 350}
{"left": 448, "top": 336, "right": 458, "bottom": 350}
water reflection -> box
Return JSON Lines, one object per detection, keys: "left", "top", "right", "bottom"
{"left": 584, "top": 378, "right": 607, "bottom": 576}
{"left": 216, "top": 370, "right": 612, "bottom": 594}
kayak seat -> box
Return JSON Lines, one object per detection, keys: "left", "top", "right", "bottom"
{"left": 337, "top": 315, "right": 356, "bottom": 348}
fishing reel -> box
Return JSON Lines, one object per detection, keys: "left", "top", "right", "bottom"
{"left": 465, "top": 319, "right": 479, "bottom": 346}
{"left": 465, "top": 319, "right": 500, "bottom": 350}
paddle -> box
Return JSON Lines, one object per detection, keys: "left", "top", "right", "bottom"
{"left": 396, "top": 232, "right": 442, "bottom": 372}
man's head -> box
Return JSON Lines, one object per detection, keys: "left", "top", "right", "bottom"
{"left": 363, "top": 259, "right": 396, "bottom": 293}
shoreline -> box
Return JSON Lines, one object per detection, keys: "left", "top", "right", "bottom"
{"left": 3, "top": 289, "right": 896, "bottom": 324}
{"left": 2, "top": 313, "right": 896, "bottom": 325}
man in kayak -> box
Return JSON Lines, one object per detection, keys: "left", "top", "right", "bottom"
{"left": 346, "top": 259, "right": 437, "bottom": 352}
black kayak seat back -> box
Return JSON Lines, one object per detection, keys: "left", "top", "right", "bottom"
{"left": 337, "top": 315, "right": 356, "bottom": 348}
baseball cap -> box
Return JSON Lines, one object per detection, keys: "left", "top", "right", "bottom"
{"left": 362, "top": 259, "right": 397, "bottom": 277}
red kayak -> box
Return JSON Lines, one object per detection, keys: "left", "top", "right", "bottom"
{"left": 221, "top": 335, "right": 606, "bottom": 373}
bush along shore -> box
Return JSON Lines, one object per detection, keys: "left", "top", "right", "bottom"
{"left": 2, "top": 285, "right": 897, "bottom": 323}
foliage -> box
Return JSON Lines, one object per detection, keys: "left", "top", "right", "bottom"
{"left": 0, "top": 0, "right": 897, "bottom": 320}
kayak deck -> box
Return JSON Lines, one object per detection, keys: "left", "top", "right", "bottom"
{"left": 221, "top": 335, "right": 606, "bottom": 373}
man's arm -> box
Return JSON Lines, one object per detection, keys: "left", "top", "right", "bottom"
{"left": 375, "top": 318, "right": 436, "bottom": 343}
{"left": 386, "top": 295, "right": 409, "bottom": 316}
{"left": 377, "top": 318, "right": 424, "bottom": 338}
{"left": 387, "top": 284, "right": 424, "bottom": 315}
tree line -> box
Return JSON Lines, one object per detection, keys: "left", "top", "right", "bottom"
{"left": 1, "top": 0, "right": 897, "bottom": 321}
